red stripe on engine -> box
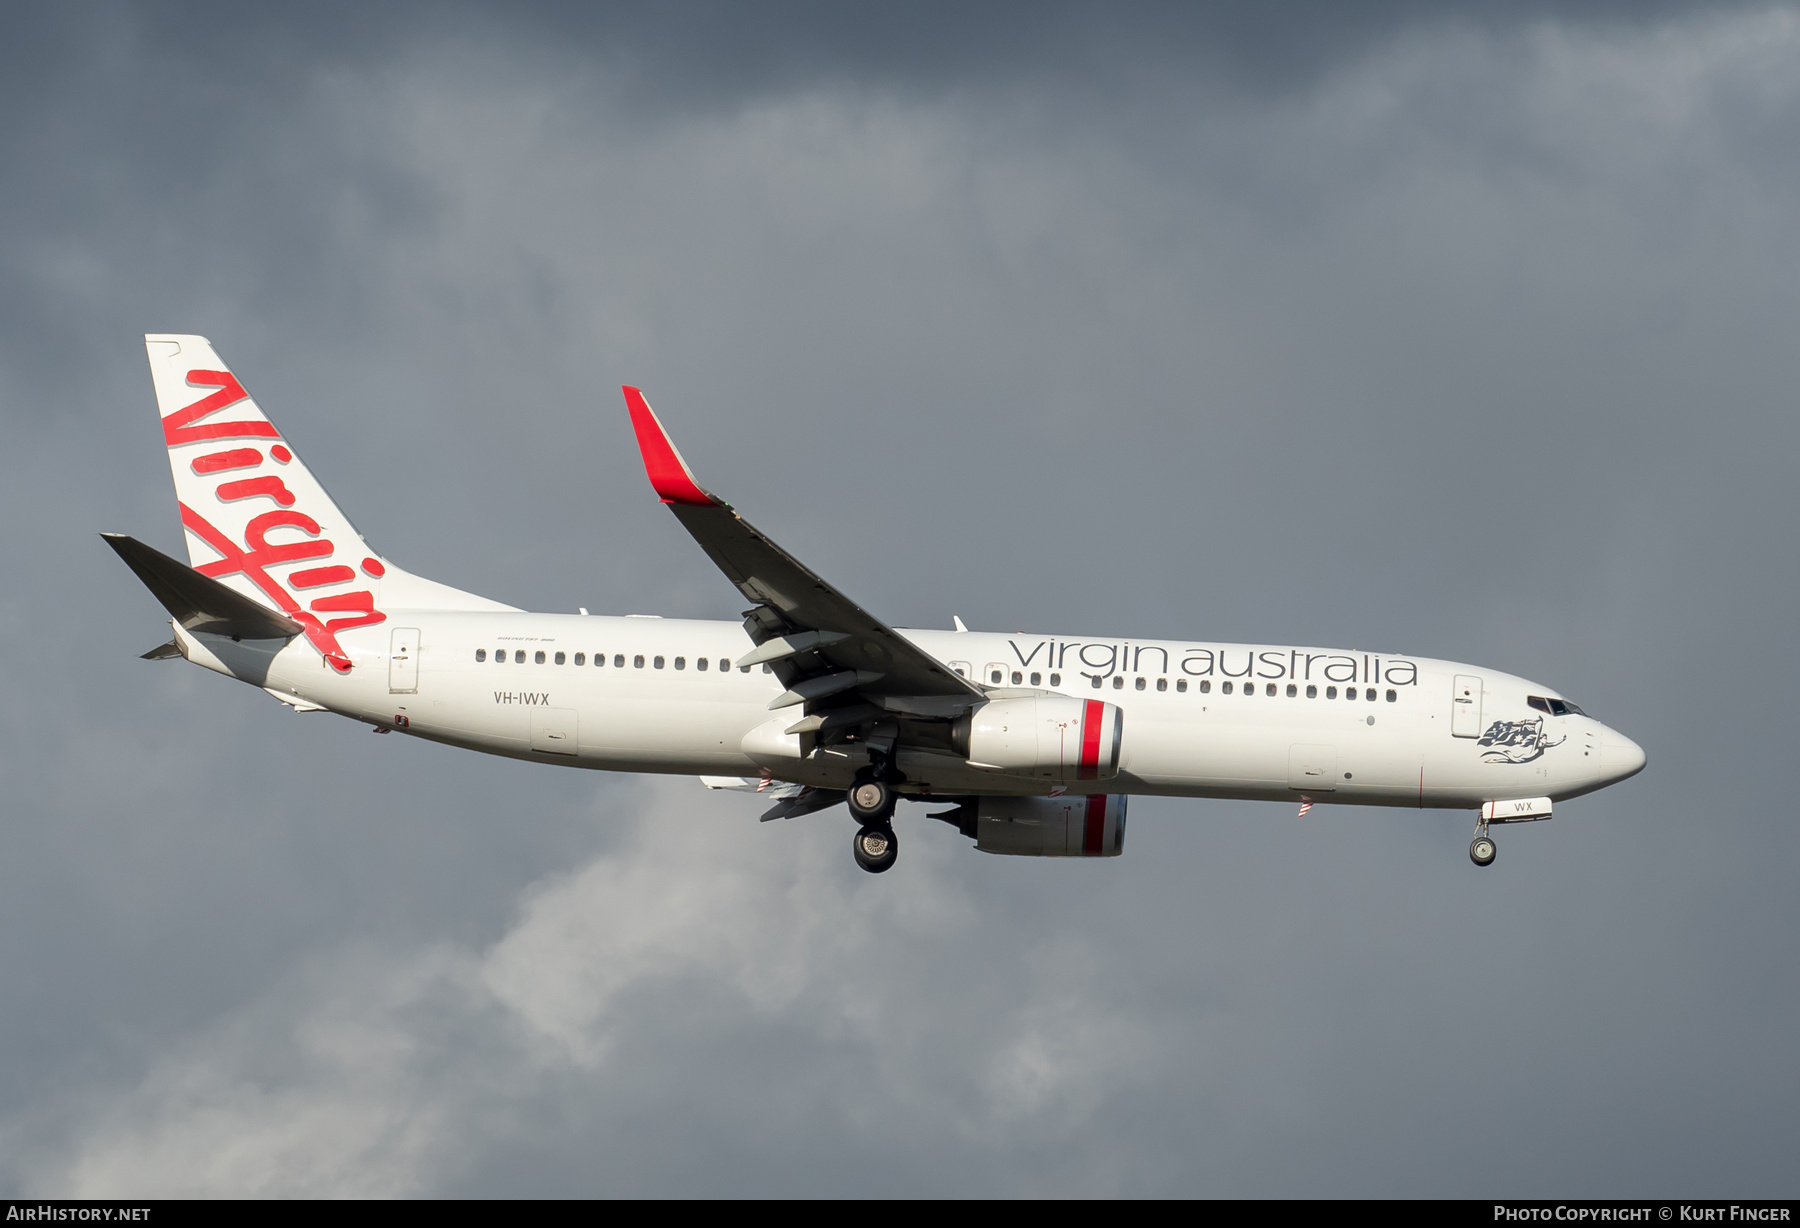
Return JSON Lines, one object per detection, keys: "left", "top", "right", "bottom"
{"left": 1083, "top": 795, "right": 1107, "bottom": 856}
{"left": 1078, "top": 699, "right": 1104, "bottom": 780}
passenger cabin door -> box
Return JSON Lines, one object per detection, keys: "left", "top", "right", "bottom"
{"left": 389, "top": 628, "right": 420, "bottom": 694}
{"left": 1451, "top": 674, "right": 1483, "bottom": 738}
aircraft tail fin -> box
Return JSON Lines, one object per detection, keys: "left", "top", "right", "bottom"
{"left": 142, "top": 335, "right": 516, "bottom": 671}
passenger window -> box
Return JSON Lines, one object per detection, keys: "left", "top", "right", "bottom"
{"left": 1262, "top": 683, "right": 1273, "bottom": 696}
{"left": 1286, "top": 683, "right": 1297, "bottom": 697}
{"left": 1030, "top": 672, "right": 1042, "bottom": 686}
{"left": 1306, "top": 684, "right": 1317, "bottom": 698}
{"left": 1011, "top": 670, "right": 1023, "bottom": 684}
{"left": 574, "top": 653, "right": 585, "bottom": 666}
{"left": 1092, "top": 676, "right": 1103, "bottom": 689}
{"left": 675, "top": 657, "right": 686, "bottom": 670}
{"left": 535, "top": 651, "right": 546, "bottom": 664}
{"left": 614, "top": 654, "right": 625, "bottom": 668}
{"left": 1135, "top": 677, "right": 1146, "bottom": 691}
{"left": 1199, "top": 680, "right": 1211, "bottom": 694}
{"left": 475, "top": 649, "right": 486, "bottom": 662}
{"left": 654, "top": 656, "right": 665, "bottom": 669}
{"left": 1049, "top": 673, "right": 1060, "bottom": 687}
{"left": 1176, "top": 679, "right": 1187, "bottom": 693}
{"left": 554, "top": 652, "right": 565, "bottom": 665}
{"left": 990, "top": 668, "right": 1003, "bottom": 684}
{"left": 762, "top": 664, "right": 772, "bottom": 674}
{"left": 1156, "top": 677, "right": 1167, "bottom": 691}
{"left": 1222, "top": 681, "right": 1233, "bottom": 695}
{"left": 696, "top": 657, "right": 708, "bottom": 671}
{"left": 1113, "top": 676, "right": 1124, "bottom": 689}
{"left": 514, "top": 651, "right": 525, "bottom": 664}
{"left": 633, "top": 655, "right": 644, "bottom": 668}
{"left": 719, "top": 659, "right": 729, "bottom": 672}
{"left": 1386, "top": 689, "right": 1397, "bottom": 702}
{"left": 1326, "top": 686, "right": 1337, "bottom": 698}
{"left": 1365, "top": 688, "right": 1376, "bottom": 701}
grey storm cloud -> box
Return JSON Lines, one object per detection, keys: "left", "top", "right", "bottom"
{"left": 0, "top": 1, "right": 1795, "bottom": 1196}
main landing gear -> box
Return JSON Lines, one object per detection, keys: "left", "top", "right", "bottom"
{"left": 853, "top": 824, "right": 898, "bottom": 874}
{"left": 847, "top": 771, "right": 895, "bottom": 824}
{"left": 848, "top": 767, "right": 899, "bottom": 874}
{"left": 1470, "top": 815, "right": 1497, "bottom": 868}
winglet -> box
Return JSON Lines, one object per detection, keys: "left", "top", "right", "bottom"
{"left": 622, "top": 386, "right": 719, "bottom": 506}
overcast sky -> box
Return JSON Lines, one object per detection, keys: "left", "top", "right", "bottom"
{"left": 2, "top": 1, "right": 1796, "bottom": 1197}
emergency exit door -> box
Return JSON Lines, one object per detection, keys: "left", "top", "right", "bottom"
{"left": 1451, "top": 674, "right": 1482, "bottom": 738}
{"left": 389, "top": 628, "right": 420, "bottom": 693}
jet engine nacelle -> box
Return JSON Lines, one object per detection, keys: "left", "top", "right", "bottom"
{"left": 952, "top": 696, "right": 1123, "bottom": 782}
{"left": 972, "top": 794, "right": 1127, "bottom": 858}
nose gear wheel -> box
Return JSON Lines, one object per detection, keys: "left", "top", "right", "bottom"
{"left": 1470, "top": 814, "right": 1497, "bottom": 867}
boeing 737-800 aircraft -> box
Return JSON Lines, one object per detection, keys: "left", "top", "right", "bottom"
{"left": 106, "top": 335, "right": 1645, "bottom": 873}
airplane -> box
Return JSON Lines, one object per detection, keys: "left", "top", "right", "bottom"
{"left": 105, "top": 335, "right": 1646, "bottom": 874}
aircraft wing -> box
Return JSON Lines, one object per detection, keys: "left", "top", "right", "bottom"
{"left": 623, "top": 387, "right": 983, "bottom": 725}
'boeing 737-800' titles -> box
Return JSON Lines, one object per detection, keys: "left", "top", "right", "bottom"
{"left": 105, "top": 335, "right": 1645, "bottom": 874}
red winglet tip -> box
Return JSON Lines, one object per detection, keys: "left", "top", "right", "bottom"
{"left": 622, "top": 386, "right": 715, "bottom": 506}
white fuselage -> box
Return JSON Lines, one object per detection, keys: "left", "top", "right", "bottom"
{"left": 174, "top": 613, "right": 1646, "bottom": 812}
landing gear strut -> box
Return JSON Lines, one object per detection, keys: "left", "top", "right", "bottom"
{"left": 853, "top": 824, "right": 898, "bottom": 874}
{"left": 1470, "top": 815, "right": 1497, "bottom": 868}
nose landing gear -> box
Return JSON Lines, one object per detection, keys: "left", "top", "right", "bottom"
{"left": 1470, "top": 815, "right": 1497, "bottom": 867}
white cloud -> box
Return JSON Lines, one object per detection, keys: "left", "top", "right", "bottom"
{"left": 17, "top": 780, "right": 1160, "bottom": 1196}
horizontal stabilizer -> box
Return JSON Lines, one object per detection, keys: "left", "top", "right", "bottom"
{"left": 101, "top": 533, "right": 304, "bottom": 640}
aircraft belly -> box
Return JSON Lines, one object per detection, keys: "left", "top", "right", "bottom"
{"left": 578, "top": 695, "right": 761, "bottom": 772}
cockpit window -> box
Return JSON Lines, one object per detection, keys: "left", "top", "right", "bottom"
{"left": 1528, "top": 695, "right": 1587, "bottom": 717}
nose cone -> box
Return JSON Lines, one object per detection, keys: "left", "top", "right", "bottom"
{"left": 1600, "top": 729, "right": 1647, "bottom": 783}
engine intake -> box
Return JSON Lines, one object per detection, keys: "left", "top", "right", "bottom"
{"left": 961, "top": 794, "right": 1127, "bottom": 858}
{"left": 952, "top": 696, "right": 1123, "bottom": 781}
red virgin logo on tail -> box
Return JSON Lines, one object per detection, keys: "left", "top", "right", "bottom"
{"left": 168, "top": 369, "right": 384, "bottom": 672}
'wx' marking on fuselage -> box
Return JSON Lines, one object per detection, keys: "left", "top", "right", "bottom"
{"left": 494, "top": 692, "right": 550, "bottom": 705}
